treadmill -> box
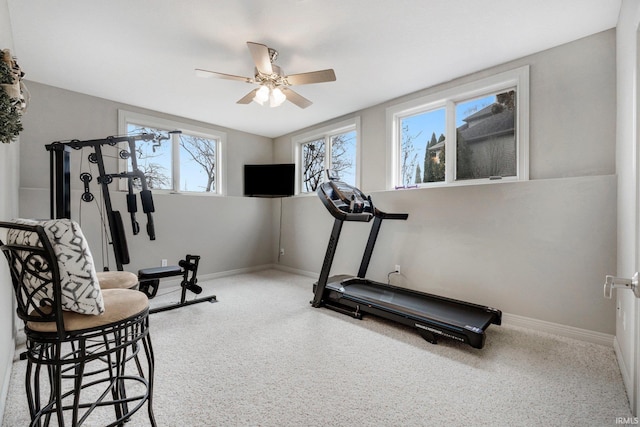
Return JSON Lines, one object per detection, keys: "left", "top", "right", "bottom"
{"left": 312, "top": 178, "right": 502, "bottom": 349}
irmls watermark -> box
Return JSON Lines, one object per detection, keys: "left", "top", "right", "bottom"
{"left": 616, "top": 417, "right": 640, "bottom": 425}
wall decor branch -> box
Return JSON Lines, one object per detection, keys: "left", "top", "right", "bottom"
{"left": 0, "top": 49, "right": 28, "bottom": 143}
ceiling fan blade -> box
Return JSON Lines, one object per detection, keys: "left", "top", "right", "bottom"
{"left": 285, "top": 69, "right": 336, "bottom": 86}
{"left": 195, "top": 68, "right": 253, "bottom": 83}
{"left": 247, "top": 42, "right": 273, "bottom": 75}
{"left": 237, "top": 88, "right": 259, "bottom": 104}
{"left": 282, "top": 87, "right": 312, "bottom": 109}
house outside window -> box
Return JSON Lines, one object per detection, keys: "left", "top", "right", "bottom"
{"left": 294, "top": 117, "right": 360, "bottom": 194}
{"left": 455, "top": 90, "right": 517, "bottom": 181}
{"left": 118, "top": 110, "right": 226, "bottom": 195}
{"left": 386, "top": 66, "right": 529, "bottom": 189}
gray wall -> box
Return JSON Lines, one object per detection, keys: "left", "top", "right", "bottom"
{"left": 7, "top": 27, "right": 619, "bottom": 347}
{"left": 613, "top": 0, "right": 640, "bottom": 404}
{"left": 18, "top": 82, "right": 275, "bottom": 273}
{"left": 0, "top": 0, "right": 20, "bottom": 418}
{"left": 0, "top": 8, "right": 621, "bottom": 422}
{"left": 274, "top": 30, "right": 617, "bottom": 334}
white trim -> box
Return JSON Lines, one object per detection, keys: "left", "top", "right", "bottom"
{"left": 117, "top": 110, "right": 227, "bottom": 195}
{"left": 615, "top": 336, "right": 634, "bottom": 406}
{"left": 386, "top": 65, "right": 530, "bottom": 189}
{"left": 185, "top": 264, "right": 275, "bottom": 281}
{"left": 292, "top": 117, "right": 361, "bottom": 194}
{"left": 146, "top": 265, "right": 277, "bottom": 306}
{"left": 502, "top": 312, "right": 614, "bottom": 347}
{"left": 272, "top": 263, "right": 319, "bottom": 278}
{"left": 149, "top": 264, "right": 277, "bottom": 292}
{"left": 0, "top": 344, "right": 15, "bottom": 424}
{"left": 385, "top": 107, "right": 398, "bottom": 191}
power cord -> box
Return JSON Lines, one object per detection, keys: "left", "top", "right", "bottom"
{"left": 387, "top": 269, "right": 400, "bottom": 285}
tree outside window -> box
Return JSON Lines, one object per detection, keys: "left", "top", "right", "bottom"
{"left": 299, "top": 127, "right": 357, "bottom": 193}
{"left": 301, "top": 138, "right": 325, "bottom": 193}
{"left": 126, "top": 124, "right": 218, "bottom": 193}
{"left": 399, "top": 108, "right": 445, "bottom": 186}
{"left": 330, "top": 131, "right": 356, "bottom": 185}
{"left": 178, "top": 134, "right": 217, "bottom": 192}
{"left": 126, "top": 124, "right": 172, "bottom": 190}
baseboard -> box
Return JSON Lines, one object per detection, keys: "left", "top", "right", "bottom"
{"left": 502, "top": 312, "right": 614, "bottom": 347}
{"left": 0, "top": 344, "right": 15, "bottom": 425}
{"left": 272, "top": 264, "right": 318, "bottom": 278}
{"left": 197, "top": 264, "right": 275, "bottom": 282}
{"left": 614, "top": 336, "right": 634, "bottom": 410}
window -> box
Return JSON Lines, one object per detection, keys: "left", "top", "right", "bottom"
{"left": 399, "top": 108, "right": 446, "bottom": 186}
{"left": 118, "top": 111, "right": 226, "bottom": 195}
{"left": 294, "top": 117, "right": 360, "bottom": 194}
{"left": 387, "top": 66, "right": 529, "bottom": 189}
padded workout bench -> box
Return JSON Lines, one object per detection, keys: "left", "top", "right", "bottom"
{"left": 138, "top": 254, "right": 217, "bottom": 314}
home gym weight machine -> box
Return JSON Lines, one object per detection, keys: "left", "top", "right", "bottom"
{"left": 312, "top": 175, "right": 501, "bottom": 349}
{"left": 46, "top": 133, "right": 217, "bottom": 313}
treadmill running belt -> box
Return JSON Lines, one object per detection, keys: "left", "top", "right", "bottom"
{"left": 340, "top": 282, "right": 495, "bottom": 330}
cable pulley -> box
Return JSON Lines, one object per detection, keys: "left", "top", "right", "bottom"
{"left": 98, "top": 175, "right": 113, "bottom": 185}
{"left": 79, "top": 172, "right": 94, "bottom": 202}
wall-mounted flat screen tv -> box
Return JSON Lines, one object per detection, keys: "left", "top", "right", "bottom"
{"left": 244, "top": 163, "right": 295, "bottom": 197}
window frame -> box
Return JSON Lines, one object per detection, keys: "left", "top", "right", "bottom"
{"left": 117, "top": 110, "right": 227, "bottom": 195}
{"left": 386, "top": 66, "right": 529, "bottom": 189}
{"left": 292, "top": 117, "right": 361, "bottom": 195}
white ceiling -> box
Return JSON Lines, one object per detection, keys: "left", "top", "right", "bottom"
{"left": 5, "top": 0, "right": 621, "bottom": 138}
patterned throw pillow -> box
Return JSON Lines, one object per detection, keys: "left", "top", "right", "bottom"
{"left": 7, "top": 219, "right": 105, "bottom": 315}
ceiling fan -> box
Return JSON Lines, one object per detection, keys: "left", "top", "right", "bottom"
{"left": 196, "top": 41, "right": 336, "bottom": 109}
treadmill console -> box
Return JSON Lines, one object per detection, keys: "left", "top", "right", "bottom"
{"left": 317, "top": 179, "right": 374, "bottom": 222}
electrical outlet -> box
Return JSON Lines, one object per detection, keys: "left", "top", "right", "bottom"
{"left": 280, "top": 248, "right": 285, "bottom": 256}
{"left": 395, "top": 264, "right": 401, "bottom": 274}
{"left": 161, "top": 259, "right": 167, "bottom": 267}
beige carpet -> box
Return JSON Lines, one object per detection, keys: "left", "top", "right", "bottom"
{"left": 2, "top": 269, "right": 632, "bottom": 426}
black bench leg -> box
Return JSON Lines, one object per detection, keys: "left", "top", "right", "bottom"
{"left": 139, "top": 279, "right": 160, "bottom": 298}
{"left": 138, "top": 254, "right": 217, "bottom": 314}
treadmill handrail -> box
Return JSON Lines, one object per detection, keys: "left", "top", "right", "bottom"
{"left": 373, "top": 208, "right": 409, "bottom": 221}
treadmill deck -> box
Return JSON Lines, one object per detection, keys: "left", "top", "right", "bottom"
{"left": 322, "top": 275, "right": 501, "bottom": 348}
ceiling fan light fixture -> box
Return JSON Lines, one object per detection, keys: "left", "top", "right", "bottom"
{"left": 198, "top": 41, "right": 335, "bottom": 109}
{"left": 270, "top": 87, "right": 286, "bottom": 107}
{"left": 253, "top": 85, "right": 270, "bottom": 105}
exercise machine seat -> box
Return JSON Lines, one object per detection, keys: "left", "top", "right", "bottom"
{"left": 138, "top": 265, "right": 183, "bottom": 279}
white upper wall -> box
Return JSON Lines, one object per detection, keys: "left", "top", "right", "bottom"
{"left": 275, "top": 29, "right": 616, "bottom": 189}
{"left": 17, "top": 82, "right": 276, "bottom": 273}
{"left": 19, "top": 82, "right": 274, "bottom": 198}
